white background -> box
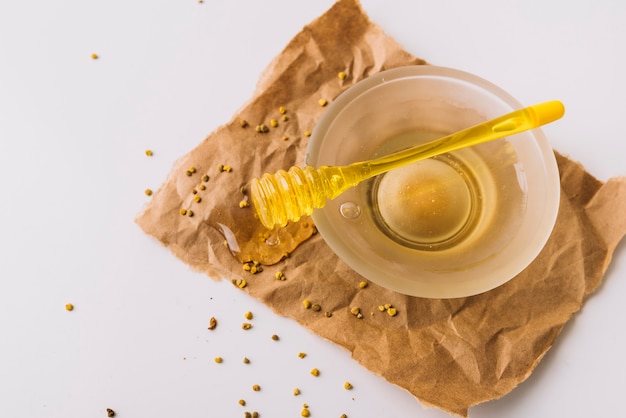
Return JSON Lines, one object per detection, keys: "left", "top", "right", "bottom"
{"left": 1, "top": 1, "right": 625, "bottom": 417}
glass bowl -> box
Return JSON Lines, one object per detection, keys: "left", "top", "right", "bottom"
{"left": 306, "top": 65, "right": 560, "bottom": 298}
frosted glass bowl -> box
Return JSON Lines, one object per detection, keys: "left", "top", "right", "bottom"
{"left": 306, "top": 66, "right": 560, "bottom": 298}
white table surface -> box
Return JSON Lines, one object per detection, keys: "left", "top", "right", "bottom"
{"left": 1, "top": 1, "right": 625, "bottom": 417}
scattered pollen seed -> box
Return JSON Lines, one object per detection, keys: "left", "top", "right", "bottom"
{"left": 301, "top": 409, "right": 310, "bottom": 417}
{"left": 282, "top": 115, "right": 289, "bottom": 122}
{"left": 91, "top": 53, "right": 99, "bottom": 60}
{"left": 359, "top": 281, "right": 368, "bottom": 289}
{"left": 378, "top": 303, "right": 399, "bottom": 317}
{"left": 252, "top": 384, "right": 261, "bottom": 391}
{"left": 180, "top": 209, "right": 187, "bottom": 216}
{"left": 245, "top": 311, "right": 253, "bottom": 320}
{"left": 106, "top": 408, "right": 115, "bottom": 417}
{"left": 194, "top": 195, "right": 201, "bottom": 203}
{"left": 256, "top": 124, "right": 269, "bottom": 133}
{"left": 270, "top": 119, "right": 278, "bottom": 127}
{"left": 293, "top": 388, "right": 301, "bottom": 396}
{"left": 202, "top": 174, "right": 210, "bottom": 182}
{"left": 310, "top": 368, "right": 320, "bottom": 377}
{"left": 318, "top": 98, "right": 328, "bottom": 107}
{"left": 187, "top": 210, "right": 194, "bottom": 218}
{"left": 208, "top": 317, "right": 217, "bottom": 330}
{"left": 242, "top": 323, "right": 252, "bottom": 330}
{"left": 241, "top": 260, "right": 263, "bottom": 274}
{"left": 350, "top": 306, "right": 363, "bottom": 319}
{"left": 65, "top": 303, "right": 74, "bottom": 311}
{"left": 239, "top": 200, "right": 250, "bottom": 208}
{"left": 271, "top": 334, "right": 279, "bottom": 341}
{"left": 243, "top": 357, "right": 250, "bottom": 364}
{"left": 282, "top": 135, "right": 289, "bottom": 141}
{"left": 302, "top": 299, "right": 312, "bottom": 309}
{"left": 338, "top": 71, "right": 347, "bottom": 80}
{"left": 298, "top": 352, "right": 307, "bottom": 359}
{"left": 199, "top": 184, "right": 206, "bottom": 191}
{"left": 144, "top": 189, "right": 153, "bottom": 196}
{"left": 240, "top": 119, "right": 249, "bottom": 128}
{"left": 340, "top": 414, "right": 348, "bottom": 418}
{"left": 279, "top": 106, "right": 287, "bottom": 114}
{"left": 145, "top": 149, "right": 153, "bottom": 156}
{"left": 274, "top": 271, "right": 285, "bottom": 280}
{"left": 214, "top": 357, "right": 223, "bottom": 363}
{"left": 239, "top": 399, "right": 246, "bottom": 406}
{"left": 304, "top": 130, "right": 312, "bottom": 137}
{"left": 232, "top": 278, "right": 247, "bottom": 289}
{"left": 344, "top": 382, "right": 353, "bottom": 390}
{"left": 311, "top": 304, "right": 321, "bottom": 312}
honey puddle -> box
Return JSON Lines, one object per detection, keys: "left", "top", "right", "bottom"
{"left": 216, "top": 216, "right": 316, "bottom": 265}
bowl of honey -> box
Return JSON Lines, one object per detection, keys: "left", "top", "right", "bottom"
{"left": 305, "top": 65, "right": 560, "bottom": 298}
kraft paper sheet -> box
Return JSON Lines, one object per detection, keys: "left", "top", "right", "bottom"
{"left": 136, "top": 0, "right": 626, "bottom": 415}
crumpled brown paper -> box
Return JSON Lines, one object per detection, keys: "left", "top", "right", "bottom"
{"left": 135, "top": 0, "right": 626, "bottom": 416}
